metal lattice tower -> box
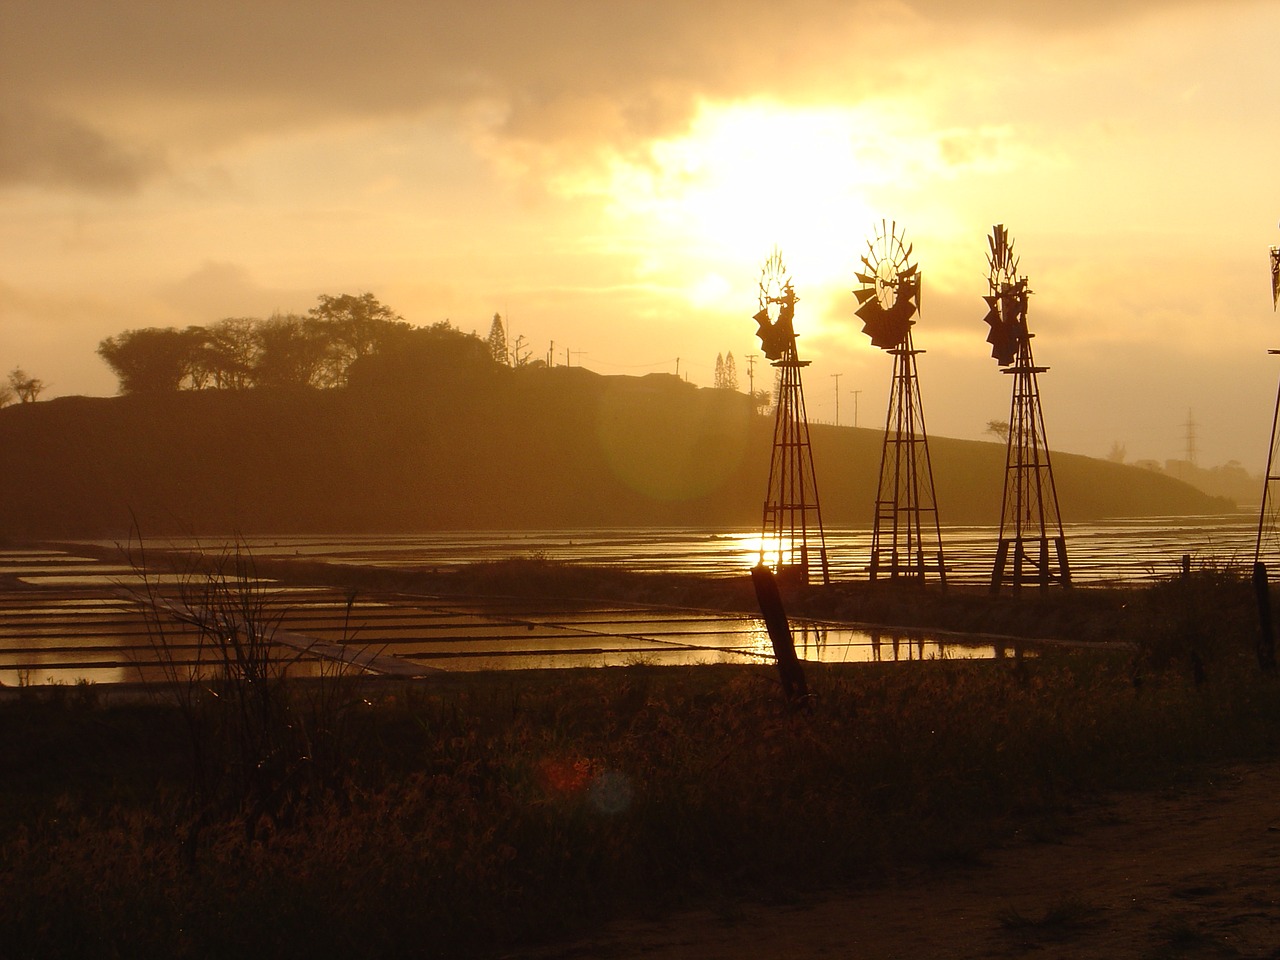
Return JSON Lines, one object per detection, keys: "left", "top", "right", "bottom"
{"left": 983, "top": 224, "right": 1070, "bottom": 593}
{"left": 754, "top": 249, "right": 829, "bottom": 585}
{"left": 873, "top": 330, "right": 945, "bottom": 582}
{"left": 1253, "top": 243, "right": 1280, "bottom": 568}
{"left": 853, "top": 221, "right": 946, "bottom": 583}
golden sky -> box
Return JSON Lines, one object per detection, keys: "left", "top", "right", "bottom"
{"left": 2, "top": 0, "right": 1278, "bottom": 470}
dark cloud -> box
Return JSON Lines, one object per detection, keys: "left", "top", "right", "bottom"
{"left": 0, "top": 100, "right": 163, "bottom": 193}
{"left": 0, "top": 0, "right": 1242, "bottom": 175}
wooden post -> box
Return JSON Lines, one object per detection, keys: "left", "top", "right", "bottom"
{"left": 750, "top": 563, "right": 808, "bottom": 704}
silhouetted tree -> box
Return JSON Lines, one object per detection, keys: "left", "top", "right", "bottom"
{"left": 714, "top": 353, "right": 725, "bottom": 387}
{"left": 1107, "top": 441, "right": 1127, "bottom": 464}
{"left": 986, "top": 419, "right": 1010, "bottom": 442}
{"left": 97, "top": 328, "right": 201, "bottom": 394}
{"left": 7, "top": 367, "right": 45, "bottom": 403}
{"left": 253, "top": 313, "right": 333, "bottom": 388}
{"left": 308, "top": 293, "right": 409, "bottom": 385}
{"left": 196, "top": 318, "right": 262, "bottom": 390}
{"left": 346, "top": 321, "right": 500, "bottom": 394}
{"left": 0, "top": 382, "right": 13, "bottom": 408}
{"left": 723, "top": 352, "right": 739, "bottom": 391}
{"left": 487, "top": 313, "right": 508, "bottom": 365}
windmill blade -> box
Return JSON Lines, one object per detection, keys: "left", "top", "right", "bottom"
{"left": 986, "top": 326, "right": 1018, "bottom": 366}
{"left": 858, "top": 293, "right": 916, "bottom": 349}
{"left": 853, "top": 287, "right": 877, "bottom": 305}
{"left": 982, "top": 293, "right": 1018, "bottom": 365}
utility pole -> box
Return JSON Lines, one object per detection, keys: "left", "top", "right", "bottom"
{"left": 547, "top": 340, "right": 555, "bottom": 366}
{"left": 746, "top": 353, "right": 758, "bottom": 397}
{"left": 1184, "top": 409, "right": 1198, "bottom": 465}
{"left": 851, "top": 389, "right": 862, "bottom": 428}
{"left": 831, "top": 373, "right": 842, "bottom": 426}
{"left": 675, "top": 357, "right": 680, "bottom": 378}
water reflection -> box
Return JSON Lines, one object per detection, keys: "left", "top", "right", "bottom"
{"left": 70, "top": 514, "right": 1251, "bottom": 585}
{"left": 12, "top": 520, "right": 1201, "bottom": 686}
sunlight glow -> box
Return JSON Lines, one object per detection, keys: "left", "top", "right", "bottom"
{"left": 545, "top": 99, "right": 1027, "bottom": 355}
{"left": 591, "top": 101, "right": 894, "bottom": 283}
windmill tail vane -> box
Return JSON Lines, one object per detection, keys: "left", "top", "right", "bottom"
{"left": 1270, "top": 245, "right": 1279, "bottom": 311}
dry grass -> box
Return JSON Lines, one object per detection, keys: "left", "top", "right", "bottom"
{"left": 2, "top": 563, "right": 1278, "bottom": 958}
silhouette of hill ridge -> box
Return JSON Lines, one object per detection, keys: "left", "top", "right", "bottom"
{"left": 0, "top": 367, "right": 1233, "bottom": 538}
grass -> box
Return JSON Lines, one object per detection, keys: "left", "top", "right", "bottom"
{"left": 2, "top": 561, "right": 1279, "bottom": 958}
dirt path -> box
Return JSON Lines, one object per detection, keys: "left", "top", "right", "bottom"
{"left": 516, "top": 761, "right": 1280, "bottom": 959}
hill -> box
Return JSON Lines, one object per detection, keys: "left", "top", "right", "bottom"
{"left": 0, "top": 367, "right": 1234, "bottom": 539}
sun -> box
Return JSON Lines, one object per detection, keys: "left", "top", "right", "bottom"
{"left": 609, "top": 101, "right": 890, "bottom": 278}
{"left": 567, "top": 101, "right": 913, "bottom": 302}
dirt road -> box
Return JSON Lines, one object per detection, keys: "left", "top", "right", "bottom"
{"left": 518, "top": 761, "right": 1280, "bottom": 959}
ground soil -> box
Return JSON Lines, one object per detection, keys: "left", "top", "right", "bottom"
{"left": 514, "top": 760, "right": 1280, "bottom": 960}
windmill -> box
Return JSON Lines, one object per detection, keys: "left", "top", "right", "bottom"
{"left": 982, "top": 224, "right": 1070, "bottom": 593}
{"left": 754, "top": 248, "right": 829, "bottom": 585}
{"left": 854, "top": 220, "right": 945, "bottom": 583}
{"left": 1253, "top": 238, "right": 1280, "bottom": 571}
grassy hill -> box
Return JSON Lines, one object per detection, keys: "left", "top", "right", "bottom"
{"left": 0, "top": 367, "right": 1233, "bottom": 539}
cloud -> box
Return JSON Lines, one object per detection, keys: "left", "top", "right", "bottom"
{"left": 1, "top": 0, "right": 1238, "bottom": 163}
{"left": 0, "top": 100, "right": 164, "bottom": 193}
{"left": 158, "top": 261, "right": 306, "bottom": 322}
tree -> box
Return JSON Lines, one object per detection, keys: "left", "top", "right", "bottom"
{"left": 0, "top": 382, "right": 13, "bottom": 408}
{"left": 7, "top": 367, "right": 45, "bottom": 402}
{"left": 985, "top": 419, "right": 1010, "bottom": 443}
{"left": 1106, "top": 441, "right": 1127, "bottom": 464}
{"left": 713, "top": 352, "right": 740, "bottom": 390}
{"left": 345, "top": 321, "right": 500, "bottom": 394}
{"left": 307, "top": 293, "right": 409, "bottom": 385}
{"left": 253, "top": 313, "right": 333, "bottom": 388}
{"left": 486, "top": 313, "right": 508, "bottom": 365}
{"left": 97, "top": 329, "right": 200, "bottom": 394}
{"left": 197, "top": 318, "right": 262, "bottom": 390}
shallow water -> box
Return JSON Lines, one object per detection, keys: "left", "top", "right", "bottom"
{"left": 108, "top": 515, "right": 1257, "bottom": 584}
{"left": 1, "top": 517, "right": 1252, "bottom": 685}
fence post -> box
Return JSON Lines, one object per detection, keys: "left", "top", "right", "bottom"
{"left": 750, "top": 563, "right": 808, "bottom": 704}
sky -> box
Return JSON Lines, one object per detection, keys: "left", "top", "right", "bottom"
{"left": 2, "top": 0, "right": 1279, "bottom": 471}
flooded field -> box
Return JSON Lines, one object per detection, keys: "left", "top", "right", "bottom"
{"left": 0, "top": 541, "right": 1022, "bottom": 687}
{"left": 112, "top": 514, "right": 1258, "bottom": 583}
{"left": 0, "top": 517, "right": 1255, "bottom": 686}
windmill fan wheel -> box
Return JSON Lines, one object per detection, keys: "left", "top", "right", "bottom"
{"left": 983, "top": 223, "right": 1026, "bottom": 366}
{"left": 754, "top": 248, "right": 797, "bottom": 362}
{"left": 854, "top": 220, "right": 919, "bottom": 350}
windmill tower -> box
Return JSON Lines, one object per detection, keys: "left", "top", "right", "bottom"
{"left": 982, "top": 224, "right": 1070, "bottom": 593}
{"left": 754, "top": 249, "right": 829, "bottom": 585}
{"left": 853, "top": 220, "right": 945, "bottom": 584}
{"left": 1253, "top": 241, "right": 1280, "bottom": 569}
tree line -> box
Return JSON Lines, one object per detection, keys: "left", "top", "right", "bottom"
{"left": 95, "top": 293, "right": 496, "bottom": 395}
